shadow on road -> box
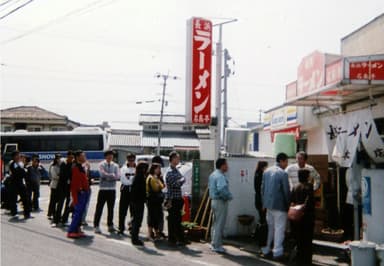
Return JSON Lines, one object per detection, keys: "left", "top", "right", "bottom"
{"left": 134, "top": 245, "right": 165, "bottom": 256}
{"left": 222, "top": 253, "right": 277, "bottom": 266}
{"left": 73, "top": 235, "right": 94, "bottom": 246}
{"left": 153, "top": 241, "right": 203, "bottom": 257}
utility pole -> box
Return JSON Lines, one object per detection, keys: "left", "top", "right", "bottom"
{"left": 223, "top": 48, "right": 232, "bottom": 144}
{"left": 213, "top": 19, "right": 237, "bottom": 160}
{"left": 155, "top": 73, "right": 178, "bottom": 156}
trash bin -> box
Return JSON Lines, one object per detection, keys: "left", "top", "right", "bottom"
{"left": 377, "top": 245, "right": 384, "bottom": 266}
{"left": 349, "top": 241, "right": 377, "bottom": 266}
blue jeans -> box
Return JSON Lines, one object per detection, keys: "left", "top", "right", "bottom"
{"left": 211, "top": 199, "right": 228, "bottom": 249}
{"left": 68, "top": 191, "right": 89, "bottom": 233}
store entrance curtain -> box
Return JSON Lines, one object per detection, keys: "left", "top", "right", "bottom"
{"left": 322, "top": 109, "right": 384, "bottom": 167}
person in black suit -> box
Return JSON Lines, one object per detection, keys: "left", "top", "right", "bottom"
{"left": 290, "top": 169, "right": 315, "bottom": 266}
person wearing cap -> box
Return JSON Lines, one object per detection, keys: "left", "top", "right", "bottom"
{"left": 47, "top": 154, "right": 62, "bottom": 225}
{"left": 94, "top": 150, "right": 120, "bottom": 234}
{"left": 118, "top": 153, "right": 136, "bottom": 235}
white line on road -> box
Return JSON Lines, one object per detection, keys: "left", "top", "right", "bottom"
{"left": 185, "top": 259, "right": 220, "bottom": 266}
{"left": 106, "top": 238, "right": 133, "bottom": 247}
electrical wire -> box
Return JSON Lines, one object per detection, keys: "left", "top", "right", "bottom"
{"left": 0, "top": 0, "right": 118, "bottom": 45}
{"left": 0, "top": 0, "right": 24, "bottom": 13}
{"left": 0, "top": 0, "right": 14, "bottom": 8}
{"left": 0, "top": 0, "right": 33, "bottom": 21}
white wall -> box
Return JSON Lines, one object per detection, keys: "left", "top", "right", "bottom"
{"left": 199, "top": 139, "right": 215, "bottom": 161}
{"left": 307, "top": 126, "right": 328, "bottom": 155}
{"left": 258, "top": 130, "right": 274, "bottom": 156}
{"left": 224, "top": 157, "right": 275, "bottom": 236}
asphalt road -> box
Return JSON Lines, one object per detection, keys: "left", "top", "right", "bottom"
{"left": 1, "top": 184, "right": 278, "bottom": 266}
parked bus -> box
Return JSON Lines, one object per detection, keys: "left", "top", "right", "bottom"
{"left": 1, "top": 127, "right": 110, "bottom": 179}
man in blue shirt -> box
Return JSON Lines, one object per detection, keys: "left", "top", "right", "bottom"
{"left": 208, "top": 158, "right": 232, "bottom": 253}
{"left": 261, "top": 153, "right": 290, "bottom": 260}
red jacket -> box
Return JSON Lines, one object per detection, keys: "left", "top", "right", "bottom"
{"left": 71, "top": 164, "right": 90, "bottom": 205}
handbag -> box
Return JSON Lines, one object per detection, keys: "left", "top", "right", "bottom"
{"left": 288, "top": 195, "right": 309, "bottom": 222}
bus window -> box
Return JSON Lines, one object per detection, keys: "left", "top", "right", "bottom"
{"left": 72, "top": 135, "right": 103, "bottom": 151}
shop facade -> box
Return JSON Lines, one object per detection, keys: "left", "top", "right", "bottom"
{"left": 259, "top": 13, "right": 384, "bottom": 242}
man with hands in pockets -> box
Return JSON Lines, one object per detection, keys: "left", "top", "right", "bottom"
{"left": 208, "top": 158, "right": 233, "bottom": 254}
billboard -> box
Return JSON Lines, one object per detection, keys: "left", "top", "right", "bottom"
{"left": 186, "top": 17, "right": 212, "bottom": 124}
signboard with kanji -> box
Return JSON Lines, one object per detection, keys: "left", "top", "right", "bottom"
{"left": 348, "top": 60, "right": 384, "bottom": 81}
{"left": 297, "top": 51, "right": 325, "bottom": 96}
{"left": 186, "top": 17, "right": 212, "bottom": 124}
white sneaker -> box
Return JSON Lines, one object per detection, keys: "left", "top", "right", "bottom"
{"left": 94, "top": 227, "right": 102, "bottom": 234}
{"left": 51, "top": 223, "right": 57, "bottom": 228}
{"left": 261, "top": 246, "right": 271, "bottom": 255}
{"left": 210, "top": 245, "right": 226, "bottom": 253}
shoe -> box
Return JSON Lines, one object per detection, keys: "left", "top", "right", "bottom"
{"left": 67, "top": 232, "right": 80, "bottom": 239}
{"left": 94, "top": 227, "right": 102, "bottom": 234}
{"left": 177, "top": 240, "right": 191, "bottom": 246}
{"left": 168, "top": 241, "right": 177, "bottom": 247}
{"left": 78, "top": 232, "right": 87, "bottom": 238}
{"left": 118, "top": 231, "right": 127, "bottom": 237}
{"left": 259, "top": 251, "right": 273, "bottom": 259}
{"left": 51, "top": 223, "right": 57, "bottom": 228}
{"left": 211, "top": 245, "right": 226, "bottom": 254}
{"left": 10, "top": 214, "right": 19, "bottom": 219}
{"left": 24, "top": 215, "right": 34, "bottom": 219}
{"left": 159, "top": 232, "right": 167, "bottom": 239}
{"left": 81, "top": 222, "right": 88, "bottom": 226}
{"left": 132, "top": 239, "right": 144, "bottom": 246}
{"left": 108, "top": 226, "right": 116, "bottom": 233}
{"left": 47, "top": 216, "right": 53, "bottom": 220}
{"left": 273, "top": 255, "right": 286, "bottom": 262}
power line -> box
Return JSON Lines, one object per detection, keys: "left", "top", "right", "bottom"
{"left": 0, "top": 0, "right": 33, "bottom": 21}
{"left": 0, "top": 0, "right": 14, "bottom": 8}
{"left": 0, "top": 0, "right": 118, "bottom": 45}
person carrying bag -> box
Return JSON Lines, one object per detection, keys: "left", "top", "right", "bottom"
{"left": 290, "top": 169, "right": 315, "bottom": 266}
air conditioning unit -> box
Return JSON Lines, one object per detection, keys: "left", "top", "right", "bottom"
{"left": 225, "top": 128, "right": 250, "bottom": 156}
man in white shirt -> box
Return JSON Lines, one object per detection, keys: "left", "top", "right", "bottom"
{"left": 93, "top": 150, "right": 120, "bottom": 234}
{"left": 118, "top": 153, "right": 136, "bottom": 235}
{"left": 286, "top": 152, "right": 321, "bottom": 191}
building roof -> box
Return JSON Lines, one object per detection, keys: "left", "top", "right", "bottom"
{"left": 139, "top": 113, "right": 186, "bottom": 125}
{"left": 1, "top": 106, "right": 75, "bottom": 122}
{"left": 341, "top": 13, "right": 384, "bottom": 41}
{"left": 142, "top": 132, "right": 199, "bottom": 148}
{"left": 109, "top": 130, "right": 142, "bottom": 147}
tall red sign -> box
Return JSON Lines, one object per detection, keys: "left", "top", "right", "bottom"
{"left": 186, "top": 17, "right": 212, "bottom": 124}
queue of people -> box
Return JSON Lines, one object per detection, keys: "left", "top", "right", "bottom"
{"left": 256, "top": 151, "right": 319, "bottom": 265}
{"left": 2, "top": 147, "right": 319, "bottom": 263}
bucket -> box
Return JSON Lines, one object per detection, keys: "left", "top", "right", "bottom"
{"left": 377, "top": 245, "right": 384, "bottom": 266}
{"left": 349, "top": 241, "right": 377, "bottom": 266}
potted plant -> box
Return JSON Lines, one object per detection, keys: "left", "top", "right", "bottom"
{"left": 182, "top": 222, "right": 204, "bottom": 242}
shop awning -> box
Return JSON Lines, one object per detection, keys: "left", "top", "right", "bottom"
{"left": 285, "top": 54, "right": 384, "bottom": 107}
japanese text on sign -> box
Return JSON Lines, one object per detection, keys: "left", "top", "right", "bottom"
{"left": 349, "top": 60, "right": 384, "bottom": 80}
{"left": 186, "top": 17, "right": 212, "bottom": 124}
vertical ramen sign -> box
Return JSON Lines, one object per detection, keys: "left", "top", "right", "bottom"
{"left": 186, "top": 17, "right": 212, "bottom": 124}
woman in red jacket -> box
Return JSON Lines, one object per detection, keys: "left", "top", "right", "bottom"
{"left": 67, "top": 150, "right": 90, "bottom": 239}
